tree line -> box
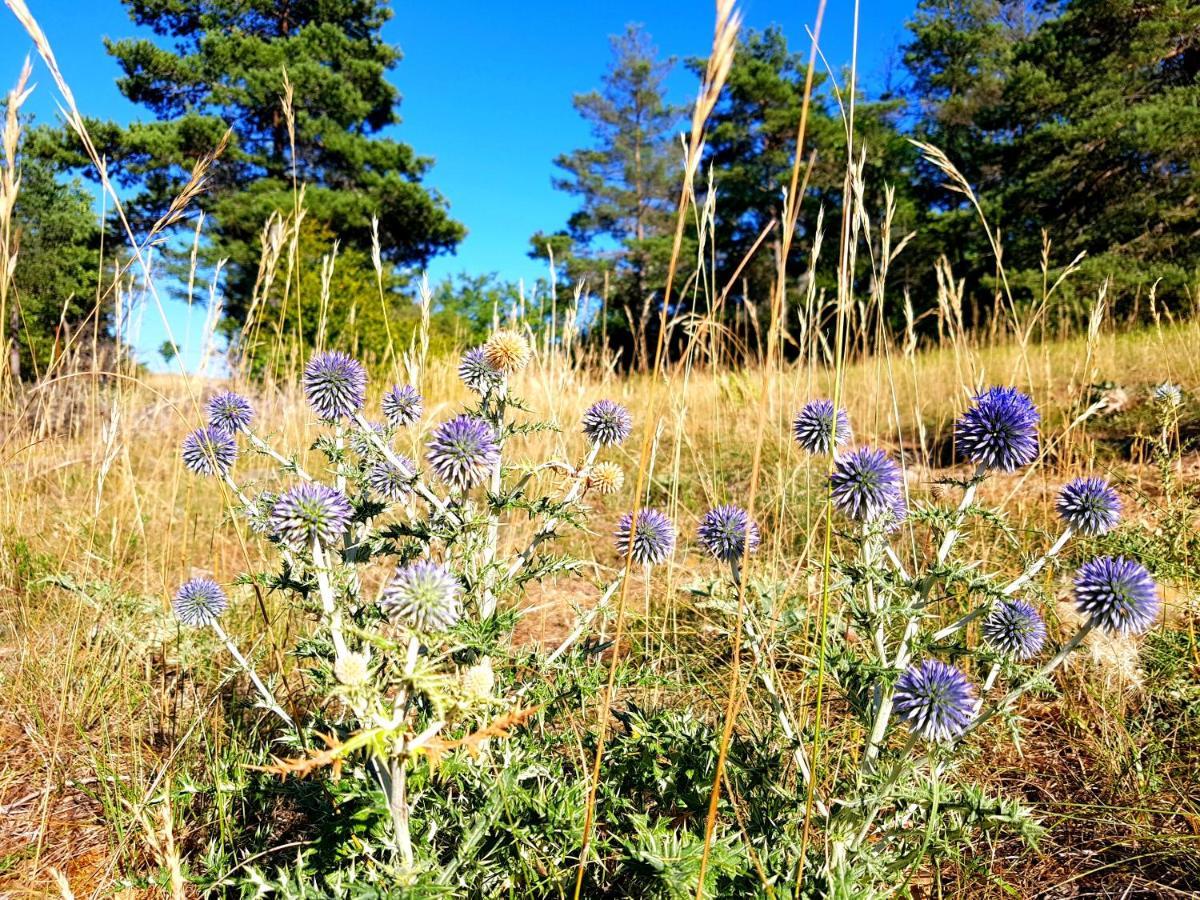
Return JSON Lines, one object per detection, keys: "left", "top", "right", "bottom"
{"left": 2, "top": 0, "right": 1197, "bottom": 378}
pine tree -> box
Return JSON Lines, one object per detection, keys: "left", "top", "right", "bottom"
{"left": 68, "top": 0, "right": 464, "bottom": 332}
{"left": 538, "top": 24, "right": 682, "bottom": 369}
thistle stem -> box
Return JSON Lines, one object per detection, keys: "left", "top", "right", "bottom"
{"left": 353, "top": 411, "right": 454, "bottom": 520}
{"left": 479, "top": 379, "right": 508, "bottom": 619}
{"left": 246, "top": 429, "right": 312, "bottom": 481}
{"left": 311, "top": 537, "right": 349, "bottom": 661}
{"left": 543, "top": 574, "right": 624, "bottom": 666}
{"left": 209, "top": 620, "right": 295, "bottom": 729}
{"left": 1002, "top": 528, "right": 1072, "bottom": 596}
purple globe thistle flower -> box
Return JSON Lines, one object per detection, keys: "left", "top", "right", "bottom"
{"left": 367, "top": 458, "right": 416, "bottom": 501}
{"left": 872, "top": 487, "right": 909, "bottom": 533}
{"left": 206, "top": 391, "right": 254, "bottom": 433}
{"left": 1056, "top": 477, "right": 1121, "bottom": 536}
{"left": 270, "top": 483, "right": 353, "bottom": 550}
{"left": 955, "top": 386, "right": 1040, "bottom": 472}
{"left": 614, "top": 508, "right": 676, "bottom": 566}
{"left": 1074, "top": 556, "right": 1160, "bottom": 635}
{"left": 382, "top": 384, "right": 423, "bottom": 427}
{"left": 426, "top": 415, "right": 500, "bottom": 490}
{"left": 303, "top": 351, "right": 367, "bottom": 421}
{"left": 458, "top": 347, "right": 503, "bottom": 394}
{"left": 172, "top": 578, "right": 228, "bottom": 628}
{"left": 380, "top": 560, "right": 462, "bottom": 632}
{"left": 582, "top": 399, "right": 633, "bottom": 447}
{"left": 697, "top": 504, "right": 761, "bottom": 562}
{"left": 893, "top": 659, "right": 979, "bottom": 743}
{"left": 981, "top": 599, "right": 1047, "bottom": 660}
{"left": 181, "top": 426, "right": 238, "bottom": 477}
{"left": 792, "top": 399, "right": 851, "bottom": 455}
{"left": 349, "top": 421, "right": 387, "bottom": 458}
{"left": 830, "top": 448, "right": 903, "bottom": 521}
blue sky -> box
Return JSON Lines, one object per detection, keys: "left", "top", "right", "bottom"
{"left": 0, "top": 1, "right": 917, "bottom": 369}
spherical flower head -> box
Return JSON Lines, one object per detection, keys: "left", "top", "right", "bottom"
{"left": 697, "top": 504, "right": 761, "bottom": 562}
{"left": 893, "top": 659, "right": 978, "bottom": 743}
{"left": 270, "top": 483, "right": 353, "bottom": 550}
{"left": 955, "top": 386, "right": 1040, "bottom": 471}
{"left": 792, "top": 399, "right": 851, "bottom": 455}
{"left": 458, "top": 347, "right": 503, "bottom": 394}
{"left": 172, "top": 578, "right": 228, "bottom": 628}
{"left": 381, "top": 384, "right": 423, "bottom": 427}
{"left": 206, "top": 391, "right": 254, "bottom": 433}
{"left": 588, "top": 462, "right": 625, "bottom": 496}
{"left": 349, "top": 421, "right": 387, "bottom": 459}
{"left": 1057, "top": 477, "right": 1121, "bottom": 536}
{"left": 1074, "top": 556, "right": 1160, "bottom": 635}
{"left": 462, "top": 657, "right": 496, "bottom": 698}
{"left": 582, "top": 399, "right": 633, "bottom": 447}
{"left": 482, "top": 329, "right": 532, "bottom": 374}
{"left": 181, "top": 426, "right": 238, "bottom": 477}
{"left": 1153, "top": 382, "right": 1182, "bottom": 409}
{"left": 614, "top": 508, "right": 676, "bottom": 566}
{"left": 380, "top": 560, "right": 462, "bottom": 633}
{"left": 367, "top": 458, "right": 416, "bottom": 501}
{"left": 981, "top": 599, "right": 1047, "bottom": 660}
{"left": 830, "top": 448, "right": 903, "bottom": 521}
{"left": 426, "top": 415, "right": 500, "bottom": 490}
{"left": 334, "top": 649, "right": 373, "bottom": 687}
{"left": 303, "top": 350, "right": 366, "bottom": 421}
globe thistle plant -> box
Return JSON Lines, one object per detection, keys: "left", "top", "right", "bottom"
{"left": 614, "top": 508, "right": 676, "bottom": 566}
{"left": 981, "top": 599, "right": 1047, "bottom": 660}
{"left": 1154, "top": 382, "right": 1183, "bottom": 408}
{"left": 697, "top": 504, "right": 761, "bottom": 562}
{"left": 582, "top": 399, "right": 633, "bottom": 447}
{"left": 206, "top": 391, "right": 254, "bottom": 433}
{"left": 1074, "top": 556, "right": 1160, "bottom": 635}
{"left": 181, "top": 426, "right": 238, "bottom": 477}
{"left": 1056, "top": 477, "right": 1121, "bottom": 536}
{"left": 172, "top": 577, "right": 229, "bottom": 628}
{"left": 792, "top": 399, "right": 851, "bottom": 455}
{"left": 304, "top": 351, "right": 367, "bottom": 421}
{"left": 830, "top": 448, "right": 903, "bottom": 521}
{"left": 349, "top": 421, "right": 388, "bottom": 459}
{"left": 367, "top": 458, "right": 416, "bottom": 501}
{"left": 482, "top": 329, "right": 532, "bottom": 374}
{"left": 270, "top": 483, "right": 354, "bottom": 551}
{"left": 459, "top": 347, "right": 503, "bottom": 394}
{"left": 380, "top": 560, "right": 462, "bottom": 633}
{"left": 382, "top": 384, "right": 423, "bottom": 427}
{"left": 426, "top": 415, "right": 500, "bottom": 490}
{"left": 955, "top": 386, "right": 1040, "bottom": 471}
{"left": 893, "top": 659, "right": 979, "bottom": 743}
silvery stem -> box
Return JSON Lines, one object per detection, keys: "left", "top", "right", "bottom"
{"left": 935, "top": 463, "right": 987, "bottom": 566}
{"left": 479, "top": 378, "right": 508, "bottom": 619}
{"left": 930, "top": 604, "right": 990, "bottom": 643}
{"left": 543, "top": 575, "right": 625, "bottom": 666}
{"left": 311, "top": 537, "right": 349, "bottom": 661}
{"left": 246, "top": 429, "right": 312, "bottom": 481}
{"left": 982, "top": 661, "right": 1001, "bottom": 692}
{"left": 353, "top": 411, "right": 454, "bottom": 520}
{"left": 221, "top": 473, "right": 252, "bottom": 508}
{"left": 1002, "top": 528, "right": 1072, "bottom": 596}
{"left": 210, "top": 620, "right": 295, "bottom": 729}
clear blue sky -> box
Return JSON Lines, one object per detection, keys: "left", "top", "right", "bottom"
{"left": 0, "top": 1, "right": 917, "bottom": 369}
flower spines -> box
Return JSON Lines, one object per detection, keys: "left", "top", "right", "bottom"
{"left": 382, "top": 384, "right": 423, "bottom": 427}
{"left": 830, "top": 447, "right": 903, "bottom": 521}
{"left": 697, "top": 504, "right": 761, "bottom": 561}
{"left": 893, "top": 659, "right": 978, "bottom": 742}
{"left": 425, "top": 415, "right": 500, "bottom": 490}
{"left": 206, "top": 391, "right": 254, "bottom": 433}
{"left": 482, "top": 329, "right": 532, "bottom": 374}
{"left": 614, "top": 508, "right": 676, "bottom": 566}
{"left": 1056, "top": 477, "right": 1120, "bottom": 536}
{"left": 181, "top": 426, "right": 238, "bottom": 477}
{"left": 270, "top": 483, "right": 354, "bottom": 550}
{"left": 304, "top": 351, "right": 367, "bottom": 421}
{"left": 955, "top": 386, "right": 1040, "bottom": 471}
{"left": 1074, "top": 556, "right": 1160, "bottom": 635}
{"left": 582, "top": 399, "right": 633, "bottom": 447}
{"left": 981, "top": 599, "right": 1047, "bottom": 659}
{"left": 792, "top": 399, "right": 851, "bottom": 455}
{"left": 172, "top": 578, "right": 228, "bottom": 627}
{"left": 380, "top": 560, "right": 462, "bottom": 632}
{"left": 458, "top": 348, "right": 503, "bottom": 394}
{"left": 587, "top": 462, "right": 625, "bottom": 495}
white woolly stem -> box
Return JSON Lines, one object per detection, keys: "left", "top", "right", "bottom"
{"left": 479, "top": 378, "right": 508, "bottom": 619}
{"left": 935, "top": 463, "right": 987, "bottom": 566}
{"left": 311, "top": 537, "right": 349, "bottom": 661}
{"left": 221, "top": 473, "right": 253, "bottom": 508}
{"left": 246, "top": 429, "right": 313, "bottom": 481}
{"left": 1002, "top": 528, "right": 1072, "bottom": 596}
{"left": 982, "top": 661, "right": 1001, "bottom": 692}
{"left": 543, "top": 574, "right": 624, "bottom": 665}
{"left": 210, "top": 620, "right": 295, "bottom": 729}
{"left": 505, "top": 442, "right": 602, "bottom": 582}
{"left": 353, "top": 411, "right": 453, "bottom": 519}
